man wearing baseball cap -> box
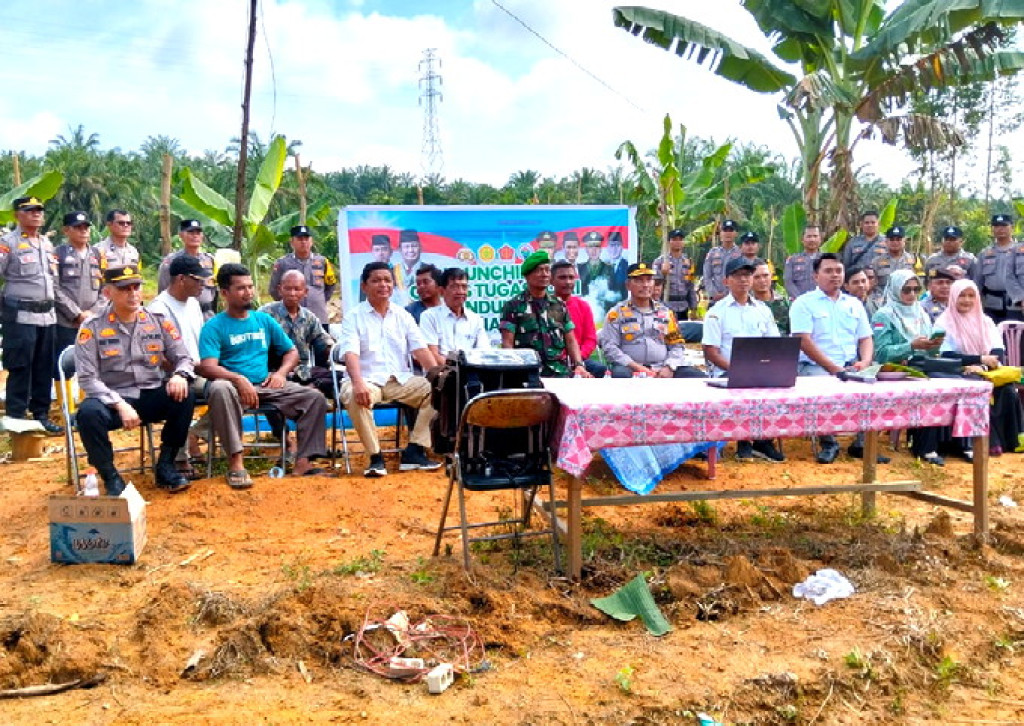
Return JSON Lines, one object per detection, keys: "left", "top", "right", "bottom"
{"left": 702, "top": 219, "right": 744, "bottom": 303}
{"left": 975, "top": 214, "right": 1021, "bottom": 322}
{"left": 267, "top": 224, "right": 337, "bottom": 325}
{"left": 925, "top": 225, "right": 976, "bottom": 280}
{"left": 703, "top": 257, "right": 785, "bottom": 462}
{"left": 75, "top": 266, "right": 196, "bottom": 494}
{"left": 500, "top": 251, "right": 591, "bottom": 378}
{"left": 872, "top": 225, "right": 918, "bottom": 293}
{"left": 158, "top": 220, "right": 218, "bottom": 318}
{"left": 53, "top": 211, "right": 106, "bottom": 372}
{"left": 0, "top": 197, "right": 62, "bottom": 434}
{"left": 600, "top": 262, "right": 699, "bottom": 379}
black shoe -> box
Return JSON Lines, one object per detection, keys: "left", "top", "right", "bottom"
{"left": 752, "top": 440, "right": 785, "bottom": 463}
{"left": 35, "top": 417, "right": 64, "bottom": 436}
{"left": 364, "top": 453, "right": 387, "bottom": 478}
{"left": 103, "top": 471, "right": 127, "bottom": 497}
{"left": 399, "top": 444, "right": 442, "bottom": 471}
{"left": 735, "top": 441, "right": 756, "bottom": 462}
{"left": 816, "top": 441, "right": 840, "bottom": 464}
{"left": 155, "top": 460, "right": 191, "bottom": 493}
{"left": 848, "top": 444, "right": 890, "bottom": 464}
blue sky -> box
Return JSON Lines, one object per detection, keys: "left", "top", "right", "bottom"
{"left": 0, "top": 0, "right": 1015, "bottom": 195}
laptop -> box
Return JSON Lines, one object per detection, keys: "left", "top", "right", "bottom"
{"left": 706, "top": 336, "right": 801, "bottom": 389}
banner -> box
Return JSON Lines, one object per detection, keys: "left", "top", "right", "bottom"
{"left": 337, "top": 205, "right": 637, "bottom": 334}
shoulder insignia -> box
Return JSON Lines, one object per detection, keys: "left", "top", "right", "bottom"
{"left": 607, "top": 310, "right": 619, "bottom": 322}
{"left": 0, "top": 245, "right": 8, "bottom": 254}
{"left": 872, "top": 321, "right": 885, "bottom": 329}
{"left": 17, "top": 242, "right": 31, "bottom": 250}
{"left": 77, "top": 327, "right": 93, "bottom": 343}
{"left": 107, "top": 312, "right": 116, "bottom": 323}
{"left": 138, "top": 311, "right": 148, "bottom": 322}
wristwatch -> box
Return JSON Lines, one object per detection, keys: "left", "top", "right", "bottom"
{"left": 174, "top": 370, "right": 196, "bottom": 383}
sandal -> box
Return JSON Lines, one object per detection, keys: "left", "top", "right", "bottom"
{"left": 299, "top": 467, "right": 325, "bottom": 477}
{"left": 225, "top": 469, "right": 253, "bottom": 490}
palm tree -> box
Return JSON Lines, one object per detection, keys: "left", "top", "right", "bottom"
{"left": 612, "top": 1, "right": 1024, "bottom": 233}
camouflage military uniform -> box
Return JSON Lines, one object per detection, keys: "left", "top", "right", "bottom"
{"left": 924, "top": 250, "right": 976, "bottom": 280}
{"left": 702, "top": 245, "right": 742, "bottom": 301}
{"left": 755, "top": 292, "right": 791, "bottom": 335}
{"left": 783, "top": 251, "right": 819, "bottom": 300}
{"left": 872, "top": 251, "right": 918, "bottom": 293}
{"left": 651, "top": 252, "right": 697, "bottom": 319}
{"left": 499, "top": 290, "right": 576, "bottom": 377}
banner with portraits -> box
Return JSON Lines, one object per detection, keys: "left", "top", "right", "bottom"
{"left": 337, "top": 205, "right": 638, "bottom": 334}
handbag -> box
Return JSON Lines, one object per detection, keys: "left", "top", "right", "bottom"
{"left": 907, "top": 354, "right": 962, "bottom": 378}
{"left": 974, "top": 366, "right": 1023, "bottom": 387}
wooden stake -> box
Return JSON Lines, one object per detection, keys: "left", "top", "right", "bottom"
{"left": 233, "top": 0, "right": 258, "bottom": 250}
{"left": 160, "top": 153, "right": 173, "bottom": 255}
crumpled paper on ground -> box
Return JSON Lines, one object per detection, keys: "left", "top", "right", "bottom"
{"left": 792, "top": 568, "right": 855, "bottom": 605}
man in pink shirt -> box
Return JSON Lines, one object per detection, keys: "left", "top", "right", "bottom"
{"left": 551, "top": 260, "right": 606, "bottom": 377}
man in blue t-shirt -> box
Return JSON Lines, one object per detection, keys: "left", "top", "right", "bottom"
{"left": 197, "top": 263, "right": 328, "bottom": 489}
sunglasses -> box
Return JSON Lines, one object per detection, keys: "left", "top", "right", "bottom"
{"left": 901, "top": 285, "right": 922, "bottom": 294}
{"left": 114, "top": 220, "right": 133, "bottom": 227}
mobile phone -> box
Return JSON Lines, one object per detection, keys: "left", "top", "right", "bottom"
{"left": 930, "top": 329, "right": 945, "bottom": 340}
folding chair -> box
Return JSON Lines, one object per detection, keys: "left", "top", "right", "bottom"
{"left": 432, "top": 389, "right": 562, "bottom": 573}
{"left": 328, "top": 341, "right": 409, "bottom": 475}
{"left": 203, "top": 401, "right": 289, "bottom": 478}
{"left": 999, "top": 321, "right": 1024, "bottom": 367}
{"left": 57, "top": 345, "right": 155, "bottom": 489}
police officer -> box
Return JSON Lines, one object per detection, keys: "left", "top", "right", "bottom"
{"left": 158, "top": 220, "right": 218, "bottom": 318}
{"left": 579, "top": 230, "right": 616, "bottom": 307}
{"left": 95, "top": 209, "right": 141, "bottom": 269}
{"left": 783, "top": 225, "right": 822, "bottom": 299}
{"left": 921, "top": 266, "right": 954, "bottom": 322}
{"left": 652, "top": 228, "right": 697, "bottom": 320}
{"left": 843, "top": 210, "right": 886, "bottom": 271}
{"left": 267, "top": 225, "right": 338, "bottom": 325}
{"left": 535, "top": 230, "right": 557, "bottom": 257}
{"left": 872, "top": 225, "right": 918, "bottom": 293}
{"left": 925, "top": 225, "right": 976, "bottom": 280}
{"left": 702, "top": 219, "right": 742, "bottom": 303}
{"left": 0, "top": 196, "right": 62, "bottom": 433}
{"left": 75, "top": 266, "right": 196, "bottom": 495}
{"left": 975, "top": 213, "right": 1021, "bottom": 323}
{"left": 599, "top": 263, "right": 700, "bottom": 378}
{"left": 1003, "top": 224, "right": 1024, "bottom": 322}
{"left": 53, "top": 211, "right": 106, "bottom": 363}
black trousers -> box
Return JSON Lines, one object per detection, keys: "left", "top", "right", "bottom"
{"left": 77, "top": 387, "right": 195, "bottom": 472}
{"left": 53, "top": 325, "right": 78, "bottom": 379}
{"left": 1, "top": 314, "right": 55, "bottom": 419}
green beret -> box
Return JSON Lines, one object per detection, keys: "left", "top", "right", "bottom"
{"left": 521, "top": 250, "right": 550, "bottom": 277}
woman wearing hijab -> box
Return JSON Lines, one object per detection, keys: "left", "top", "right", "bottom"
{"left": 936, "top": 279, "right": 1023, "bottom": 457}
{"left": 872, "top": 269, "right": 948, "bottom": 465}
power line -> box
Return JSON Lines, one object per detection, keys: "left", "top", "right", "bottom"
{"left": 419, "top": 48, "right": 444, "bottom": 182}
{"left": 489, "top": 0, "right": 646, "bottom": 113}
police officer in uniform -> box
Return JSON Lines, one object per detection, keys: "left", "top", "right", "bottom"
{"left": 872, "top": 225, "right": 918, "bottom": 293}
{"left": 702, "top": 219, "right": 742, "bottom": 303}
{"left": 975, "top": 213, "right": 1021, "bottom": 323}
{"left": 579, "top": 231, "right": 616, "bottom": 307}
{"left": 267, "top": 225, "right": 337, "bottom": 325}
{"left": 1003, "top": 222, "right": 1024, "bottom": 322}
{"left": 158, "top": 220, "right": 218, "bottom": 318}
{"left": 53, "top": 211, "right": 106, "bottom": 362}
{"left": 652, "top": 228, "right": 697, "bottom": 320}
{"left": 599, "top": 263, "right": 701, "bottom": 378}
{"left": 75, "top": 266, "right": 196, "bottom": 495}
{"left": 920, "top": 266, "right": 954, "bottom": 322}
{"left": 0, "top": 197, "right": 62, "bottom": 433}
{"left": 95, "top": 209, "right": 141, "bottom": 269}
{"left": 783, "top": 225, "right": 822, "bottom": 300}
{"left": 925, "top": 226, "right": 976, "bottom": 280}
{"left": 843, "top": 210, "right": 886, "bottom": 271}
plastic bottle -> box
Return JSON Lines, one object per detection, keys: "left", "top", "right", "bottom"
{"left": 83, "top": 471, "right": 100, "bottom": 497}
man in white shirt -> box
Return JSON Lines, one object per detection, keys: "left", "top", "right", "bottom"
{"left": 703, "top": 257, "right": 785, "bottom": 463}
{"left": 147, "top": 254, "right": 211, "bottom": 477}
{"left": 789, "top": 252, "right": 874, "bottom": 464}
{"left": 420, "top": 267, "right": 491, "bottom": 366}
{"left": 339, "top": 261, "right": 442, "bottom": 477}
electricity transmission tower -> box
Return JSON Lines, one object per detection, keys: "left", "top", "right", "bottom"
{"left": 418, "top": 48, "right": 444, "bottom": 182}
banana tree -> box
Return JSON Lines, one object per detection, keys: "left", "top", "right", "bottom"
{"left": 616, "top": 113, "right": 775, "bottom": 261}
{"left": 612, "top": 1, "right": 1024, "bottom": 235}
{"left": 0, "top": 171, "right": 64, "bottom": 225}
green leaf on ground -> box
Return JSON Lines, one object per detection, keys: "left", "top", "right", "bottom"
{"left": 590, "top": 574, "right": 672, "bottom": 637}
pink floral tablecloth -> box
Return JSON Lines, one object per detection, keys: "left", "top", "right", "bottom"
{"left": 543, "top": 377, "right": 993, "bottom": 477}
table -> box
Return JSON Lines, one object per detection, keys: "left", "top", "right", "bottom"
{"left": 542, "top": 376, "right": 994, "bottom": 579}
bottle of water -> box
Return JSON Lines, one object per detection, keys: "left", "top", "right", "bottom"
{"left": 83, "top": 471, "right": 100, "bottom": 497}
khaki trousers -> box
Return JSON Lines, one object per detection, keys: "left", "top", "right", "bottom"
{"left": 340, "top": 376, "right": 434, "bottom": 455}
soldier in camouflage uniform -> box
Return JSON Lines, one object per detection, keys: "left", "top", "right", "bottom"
{"left": 872, "top": 225, "right": 918, "bottom": 293}
{"left": 783, "top": 225, "right": 822, "bottom": 300}
{"left": 752, "top": 259, "right": 790, "bottom": 334}
{"left": 924, "top": 225, "right": 976, "bottom": 280}
{"left": 842, "top": 210, "right": 886, "bottom": 272}
{"left": 652, "top": 228, "right": 697, "bottom": 320}
{"left": 500, "top": 251, "right": 590, "bottom": 378}
{"left": 702, "top": 219, "right": 742, "bottom": 303}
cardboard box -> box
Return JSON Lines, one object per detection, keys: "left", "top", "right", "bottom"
{"left": 48, "top": 483, "right": 147, "bottom": 564}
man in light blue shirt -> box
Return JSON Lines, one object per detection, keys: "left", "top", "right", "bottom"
{"left": 789, "top": 253, "right": 874, "bottom": 464}
{"left": 420, "top": 267, "right": 491, "bottom": 366}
